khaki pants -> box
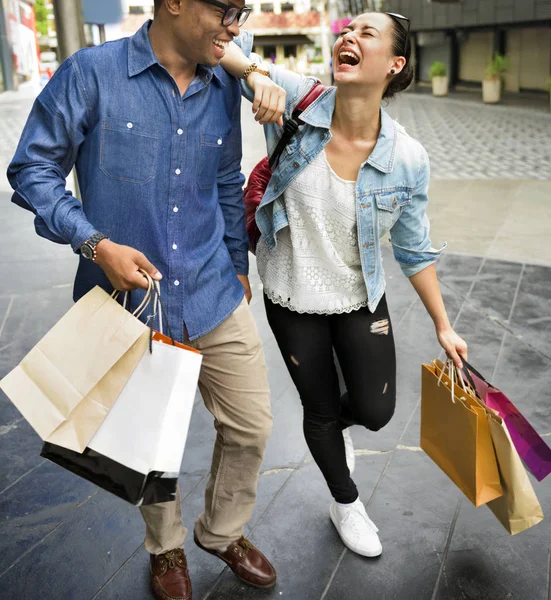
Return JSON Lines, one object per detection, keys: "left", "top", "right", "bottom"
{"left": 140, "top": 298, "right": 272, "bottom": 553}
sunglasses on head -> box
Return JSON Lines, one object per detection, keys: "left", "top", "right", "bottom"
{"left": 199, "top": 0, "right": 251, "bottom": 27}
{"left": 384, "top": 12, "right": 411, "bottom": 54}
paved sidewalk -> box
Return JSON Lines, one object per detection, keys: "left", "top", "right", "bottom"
{"left": 0, "top": 87, "right": 550, "bottom": 600}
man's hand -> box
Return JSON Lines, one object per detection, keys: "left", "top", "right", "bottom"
{"left": 94, "top": 239, "right": 162, "bottom": 291}
{"left": 246, "top": 72, "right": 286, "bottom": 126}
{"left": 237, "top": 274, "right": 252, "bottom": 304}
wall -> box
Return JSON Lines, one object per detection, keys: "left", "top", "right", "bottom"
{"left": 458, "top": 30, "right": 493, "bottom": 83}
{"left": 381, "top": 0, "right": 551, "bottom": 31}
{"left": 518, "top": 27, "right": 551, "bottom": 90}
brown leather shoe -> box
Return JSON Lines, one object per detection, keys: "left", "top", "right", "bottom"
{"left": 194, "top": 534, "right": 276, "bottom": 589}
{"left": 150, "top": 549, "right": 192, "bottom": 600}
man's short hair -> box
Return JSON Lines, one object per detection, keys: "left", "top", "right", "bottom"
{"left": 154, "top": 0, "right": 162, "bottom": 14}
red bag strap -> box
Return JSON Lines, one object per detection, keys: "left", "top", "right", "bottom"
{"left": 292, "top": 82, "right": 328, "bottom": 123}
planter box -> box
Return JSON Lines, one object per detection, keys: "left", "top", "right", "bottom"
{"left": 432, "top": 76, "right": 449, "bottom": 97}
{"left": 483, "top": 79, "right": 501, "bottom": 104}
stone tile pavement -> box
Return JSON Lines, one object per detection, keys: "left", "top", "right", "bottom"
{"left": 386, "top": 94, "right": 551, "bottom": 180}
{"left": 1, "top": 86, "right": 551, "bottom": 600}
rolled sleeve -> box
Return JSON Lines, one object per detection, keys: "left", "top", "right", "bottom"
{"left": 390, "top": 149, "right": 446, "bottom": 278}
{"left": 7, "top": 56, "right": 97, "bottom": 251}
{"left": 233, "top": 31, "right": 310, "bottom": 111}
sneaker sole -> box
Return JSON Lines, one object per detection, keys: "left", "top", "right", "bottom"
{"left": 329, "top": 506, "right": 383, "bottom": 558}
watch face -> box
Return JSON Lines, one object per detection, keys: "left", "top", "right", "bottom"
{"left": 81, "top": 244, "right": 94, "bottom": 260}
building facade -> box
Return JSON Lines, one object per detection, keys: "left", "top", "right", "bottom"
{"left": 0, "top": 0, "right": 40, "bottom": 91}
{"left": 246, "top": 0, "right": 332, "bottom": 76}
{"left": 332, "top": 0, "right": 551, "bottom": 93}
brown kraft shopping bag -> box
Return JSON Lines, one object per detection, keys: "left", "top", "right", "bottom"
{"left": 0, "top": 285, "right": 152, "bottom": 452}
{"left": 421, "top": 363, "right": 503, "bottom": 507}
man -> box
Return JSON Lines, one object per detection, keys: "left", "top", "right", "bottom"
{"left": 8, "top": 1, "right": 284, "bottom": 598}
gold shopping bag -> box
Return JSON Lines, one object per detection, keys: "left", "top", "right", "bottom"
{"left": 421, "top": 362, "right": 503, "bottom": 507}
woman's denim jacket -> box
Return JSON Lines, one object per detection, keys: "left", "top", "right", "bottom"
{"left": 235, "top": 32, "right": 445, "bottom": 313}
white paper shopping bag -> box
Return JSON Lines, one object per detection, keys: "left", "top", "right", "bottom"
{"left": 41, "top": 329, "right": 202, "bottom": 505}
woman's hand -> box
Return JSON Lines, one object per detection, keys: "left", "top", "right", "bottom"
{"left": 436, "top": 327, "right": 468, "bottom": 369}
{"left": 246, "top": 72, "right": 286, "bottom": 126}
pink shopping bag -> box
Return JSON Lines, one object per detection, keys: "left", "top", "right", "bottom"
{"left": 462, "top": 360, "right": 551, "bottom": 482}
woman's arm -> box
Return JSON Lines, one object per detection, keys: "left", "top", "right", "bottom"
{"left": 409, "top": 264, "right": 468, "bottom": 368}
{"left": 221, "top": 42, "right": 286, "bottom": 125}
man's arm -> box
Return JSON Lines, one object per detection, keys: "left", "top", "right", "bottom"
{"left": 217, "top": 89, "right": 251, "bottom": 300}
{"left": 8, "top": 58, "right": 98, "bottom": 250}
{"left": 8, "top": 56, "right": 161, "bottom": 291}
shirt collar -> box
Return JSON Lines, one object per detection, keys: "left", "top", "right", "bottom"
{"left": 128, "top": 20, "right": 226, "bottom": 87}
{"left": 299, "top": 87, "right": 397, "bottom": 174}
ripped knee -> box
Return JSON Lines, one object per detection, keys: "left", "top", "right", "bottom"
{"left": 370, "top": 318, "right": 390, "bottom": 336}
{"left": 290, "top": 354, "right": 300, "bottom": 366}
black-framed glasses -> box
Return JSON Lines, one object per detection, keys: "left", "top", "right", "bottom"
{"left": 385, "top": 12, "right": 411, "bottom": 55}
{"left": 200, "top": 0, "right": 251, "bottom": 27}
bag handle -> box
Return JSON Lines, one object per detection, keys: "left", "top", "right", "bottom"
{"left": 268, "top": 82, "right": 328, "bottom": 170}
{"left": 461, "top": 358, "right": 490, "bottom": 387}
{"left": 111, "top": 271, "right": 154, "bottom": 318}
{"left": 147, "top": 281, "right": 177, "bottom": 352}
{"left": 435, "top": 359, "right": 474, "bottom": 404}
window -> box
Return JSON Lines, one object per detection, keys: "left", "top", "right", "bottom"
{"left": 261, "top": 3, "right": 274, "bottom": 12}
{"left": 129, "top": 6, "right": 145, "bottom": 14}
{"left": 263, "top": 45, "right": 277, "bottom": 62}
{"left": 284, "top": 44, "right": 297, "bottom": 58}
{"left": 281, "top": 3, "right": 293, "bottom": 11}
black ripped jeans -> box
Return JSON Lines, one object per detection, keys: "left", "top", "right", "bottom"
{"left": 264, "top": 295, "right": 396, "bottom": 504}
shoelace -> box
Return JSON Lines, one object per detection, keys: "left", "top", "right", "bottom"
{"left": 341, "top": 505, "right": 379, "bottom": 537}
{"left": 163, "top": 549, "right": 187, "bottom": 570}
{"left": 236, "top": 537, "right": 255, "bottom": 554}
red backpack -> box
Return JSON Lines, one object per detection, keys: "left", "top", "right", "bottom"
{"left": 244, "top": 82, "right": 328, "bottom": 252}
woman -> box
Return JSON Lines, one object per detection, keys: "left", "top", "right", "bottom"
{"left": 221, "top": 11, "right": 468, "bottom": 558}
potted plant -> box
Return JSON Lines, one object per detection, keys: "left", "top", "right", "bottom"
{"left": 429, "top": 61, "right": 449, "bottom": 97}
{"left": 483, "top": 53, "right": 510, "bottom": 104}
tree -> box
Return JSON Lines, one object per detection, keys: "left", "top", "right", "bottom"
{"left": 35, "top": 0, "right": 49, "bottom": 37}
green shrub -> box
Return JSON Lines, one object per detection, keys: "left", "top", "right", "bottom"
{"left": 429, "top": 61, "right": 447, "bottom": 79}
{"left": 485, "top": 53, "right": 510, "bottom": 80}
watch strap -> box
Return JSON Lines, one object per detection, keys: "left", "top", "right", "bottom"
{"left": 80, "top": 233, "right": 107, "bottom": 261}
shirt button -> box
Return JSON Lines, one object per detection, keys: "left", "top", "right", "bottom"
{"left": 217, "top": 138, "right": 222, "bottom": 145}
{"left": 175, "top": 168, "right": 181, "bottom": 175}
{"left": 177, "top": 128, "right": 183, "bottom": 135}
{"left": 293, "top": 162, "right": 300, "bottom": 168}
{"left": 127, "top": 122, "right": 133, "bottom": 129}
{"left": 172, "top": 243, "right": 178, "bottom": 250}
{"left": 174, "top": 280, "right": 180, "bottom": 286}
{"left": 173, "top": 206, "right": 179, "bottom": 213}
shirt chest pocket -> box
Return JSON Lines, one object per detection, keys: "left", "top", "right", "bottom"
{"left": 375, "top": 191, "right": 411, "bottom": 232}
{"left": 100, "top": 118, "right": 159, "bottom": 185}
{"left": 197, "top": 133, "right": 225, "bottom": 190}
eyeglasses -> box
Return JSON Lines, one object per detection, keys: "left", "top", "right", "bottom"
{"left": 385, "top": 12, "right": 411, "bottom": 55}
{"left": 200, "top": 0, "right": 251, "bottom": 27}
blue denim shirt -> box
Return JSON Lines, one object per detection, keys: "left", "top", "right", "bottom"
{"left": 8, "top": 21, "right": 249, "bottom": 341}
{"left": 236, "top": 32, "right": 445, "bottom": 313}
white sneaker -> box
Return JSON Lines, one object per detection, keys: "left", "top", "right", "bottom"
{"left": 330, "top": 499, "right": 382, "bottom": 557}
{"left": 343, "top": 428, "right": 355, "bottom": 475}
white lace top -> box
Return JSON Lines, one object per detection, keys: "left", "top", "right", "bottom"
{"left": 256, "top": 150, "right": 368, "bottom": 314}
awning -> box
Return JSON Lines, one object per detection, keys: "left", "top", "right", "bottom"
{"left": 252, "top": 34, "right": 315, "bottom": 46}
